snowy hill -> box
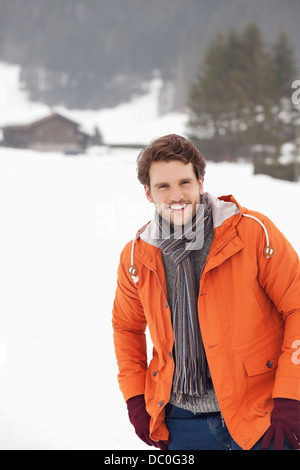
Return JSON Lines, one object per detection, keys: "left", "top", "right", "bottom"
{"left": 0, "top": 61, "right": 188, "bottom": 146}
{"left": 0, "top": 61, "right": 300, "bottom": 450}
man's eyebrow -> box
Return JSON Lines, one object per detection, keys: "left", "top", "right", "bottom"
{"left": 179, "top": 177, "right": 193, "bottom": 182}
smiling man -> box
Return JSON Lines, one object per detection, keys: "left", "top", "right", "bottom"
{"left": 145, "top": 159, "right": 203, "bottom": 228}
{"left": 112, "top": 134, "right": 300, "bottom": 450}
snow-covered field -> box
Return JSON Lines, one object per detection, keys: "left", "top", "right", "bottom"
{"left": 0, "top": 146, "right": 299, "bottom": 450}
{"left": 0, "top": 61, "right": 300, "bottom": 450}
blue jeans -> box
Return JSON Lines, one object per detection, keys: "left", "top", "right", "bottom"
{"left": 165, "top": 404, "right": 294, "bottom": 450}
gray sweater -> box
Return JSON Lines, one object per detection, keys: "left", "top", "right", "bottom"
{"left": 162, "top": 225, "right": 220, "bottom": 414}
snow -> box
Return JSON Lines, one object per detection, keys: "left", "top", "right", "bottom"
{"left": 1, "top": 148, "right": 300, "bottom": 450}
{"left": 56, "top": 79, "right": 188, "bottom": 145}
{"left": 0, "top": 62, "right": 50, "bottom": 128}
{"left": 0, "top": 61, "right": 188, "bottom": 144}
{"left": 0, "top": 61, "right": 300, "bottom": 450}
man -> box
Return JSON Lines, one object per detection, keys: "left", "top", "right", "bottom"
{"left": 112, "top": 134, "right": 300, "bottom": 450}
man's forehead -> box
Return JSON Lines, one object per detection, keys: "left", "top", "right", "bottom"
{"left": 149, "top": 160, "right": 195, "bottom": 183}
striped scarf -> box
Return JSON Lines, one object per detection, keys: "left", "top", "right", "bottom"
{"left": 156, "top": 193, "right": 213, "bottom": 404}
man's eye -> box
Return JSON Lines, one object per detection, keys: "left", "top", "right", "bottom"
{"left": 158, "top": 185, "right": 168, "bottom": 189}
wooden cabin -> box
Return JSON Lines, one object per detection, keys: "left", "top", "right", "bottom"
{"left": 2, "top": 112, "right": 90, "bottom": 152}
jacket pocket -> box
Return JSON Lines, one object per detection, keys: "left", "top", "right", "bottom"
{"left": 243, "top": 339, "right": 282, "bottom": 413}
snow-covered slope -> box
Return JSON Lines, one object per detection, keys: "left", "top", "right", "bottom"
{"left": 0, "top": 62, "right": 50, "bottom": 128}
{"left": 0, "top": 61, "right": 188, "bottom": 145}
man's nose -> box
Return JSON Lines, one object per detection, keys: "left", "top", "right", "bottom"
{"left": 169, "top": 187, "right": 185, "bottom": 202}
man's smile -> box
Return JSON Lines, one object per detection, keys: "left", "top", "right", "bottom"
{"left": 169, "top": 203, "right": 188, "bottom": 212}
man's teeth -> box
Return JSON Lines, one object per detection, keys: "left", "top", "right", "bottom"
{"left": 169, "top": 204, "right": 187, "bottom": 210}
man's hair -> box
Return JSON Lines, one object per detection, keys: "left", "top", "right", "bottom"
{"left": 136, "top": 134, "right": 206, "bottom": 187}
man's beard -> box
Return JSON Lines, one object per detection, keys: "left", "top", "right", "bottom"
{"left": 154, "top": 196, "right": 201, "bottom": 229}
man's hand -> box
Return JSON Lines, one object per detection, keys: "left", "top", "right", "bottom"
{"left": 261, "top": 398, "right": 300, "bottom": 450}
{"left": 127, "top": 395, "right": 169, "bottom": 450}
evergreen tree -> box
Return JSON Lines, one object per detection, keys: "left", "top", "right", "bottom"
{"left": 271, "top": 31, "right": 297, "bottom": 99}
{"left": 188, "top": 23, "right": 298, "bottom": 161}
{"left": 91, "top": 126, "right": 103, "bottom": 146}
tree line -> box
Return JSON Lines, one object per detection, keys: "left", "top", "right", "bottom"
{"left": 1, "top": 1, "right": 299, "bottom": 111}
{"left": 188, "top": 24, "right": 299, "bottom": 161}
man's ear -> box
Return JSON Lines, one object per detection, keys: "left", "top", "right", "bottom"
{"left": 199, "top": 177, "right": 204, "bottom": 196}
{"left": 144, "top": 185, "right": 154, "bottom": 203}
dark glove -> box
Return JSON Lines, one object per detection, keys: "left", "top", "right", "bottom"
{"left": 126, "top": 394, "right": 169, "bottom": 450}
{"left": 261, "top": 398, "right": 300, "bottom": 450}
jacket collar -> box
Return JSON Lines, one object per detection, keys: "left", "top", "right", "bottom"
{"left": 130, "top": 194, "right": 245, "bottom": 276}
{"left": 129, "top": 194, "right": 273, "bottom": 284}
{"left": 138, "top": 193, "right": 243, "bottom": 247}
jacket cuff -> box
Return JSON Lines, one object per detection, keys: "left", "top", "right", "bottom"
{"left": 119, "top": 374, "right": 146, "bottom": 402}
{"left": 272, "top": 376, "right": 300, "bottom": 401}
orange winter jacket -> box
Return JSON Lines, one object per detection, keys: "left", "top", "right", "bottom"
{"left": 112, "top": 194, "right": 300, "bottom": 450}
